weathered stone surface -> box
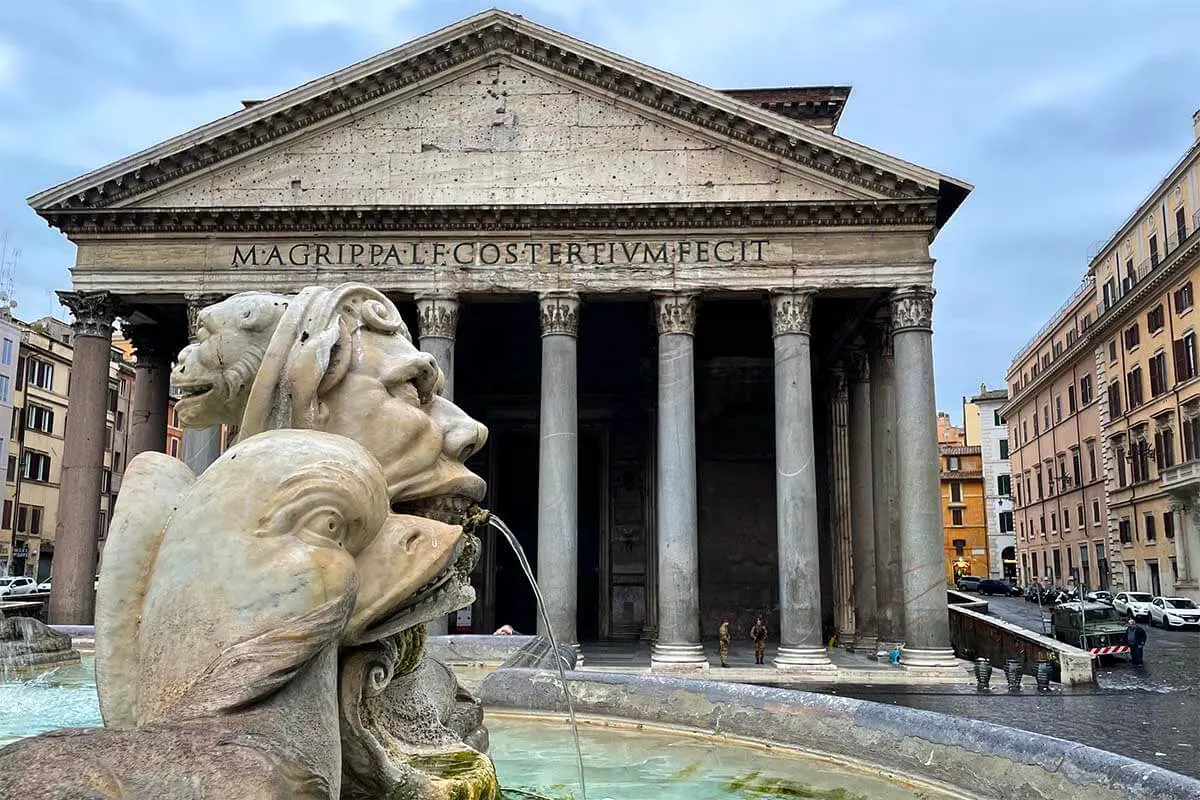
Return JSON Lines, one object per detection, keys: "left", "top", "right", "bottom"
{"left": 0, "top": 616, "right": 79, "bottom": 671}
{"left": 137, "top": 64, "right": 862, "bottom": 209}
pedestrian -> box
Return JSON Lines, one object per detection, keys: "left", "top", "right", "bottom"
{"left": 1126, "top": 617, "right": 1148, "bottom": 666}
{"left": 750, "top": 616, "right": 768, "bottom": 665}
{"left": 718, "top": 619, "right": 731, "bottom": 668}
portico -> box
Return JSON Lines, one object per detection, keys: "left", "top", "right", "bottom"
{"left": 27, "top": 10, "right": 968, "bottom": 669}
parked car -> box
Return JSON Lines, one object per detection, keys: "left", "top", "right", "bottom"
{"left": 1051, "top": 602, "right": 1130, "bottom": 656}
{"left": 1085, "top": 590, "right": 1114, "bottom": 605}
{"left": 36, "top": 580, "right": 51, "bottom": 592}
{"left": 0, "top": 576, "right": 37, "bottom": 597}
{"left": 955, "top": 576, "right": 982, "bottom": 592}
{"left": 977, "top": 578, "right": 1021, "bottom": 596}
{"left": 1148, "top": 596, "right": 1200, "bottom": 629}
{"left": 1112, "top": 591, "right": 1154, "bottom": 621}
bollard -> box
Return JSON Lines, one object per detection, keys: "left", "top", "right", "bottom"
{"left": 973, "top": 657, "right": 993, "bottom": 690}
{"left": 1003, "top": 657, "right": 1023, "bottom": 692}
{"left": 1035, "top": 659, "right": 1053, "bottom": 691}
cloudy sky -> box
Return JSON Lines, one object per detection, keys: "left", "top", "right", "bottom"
{"left": 1, "top": 0, "right": 1198, "bottom": 414}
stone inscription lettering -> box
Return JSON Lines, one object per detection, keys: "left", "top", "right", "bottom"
{"left": 229, "top": 239, "right": 770, "bottom": 268}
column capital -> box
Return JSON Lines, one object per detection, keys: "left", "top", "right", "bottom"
{"left": 827, "top": 365, "right": 848, "bottom": 399}
{"left": 654, "top": 292, "right": 698, "bottom": 335}
{"left": 889, "top": 286, "right": 935, "bottom": 333}
{"left": 770, "top": 290, "right": 814, "bottom": 337}
{"left": 846, "top": 345, "right": 871, "bottom": 384}
{"left": 539, "top": 292, "right": 580, "bottom": 337}
{"left": 184, "top": 293, "right": 228, "bottom": 343}
{"left": 416, "top": 293, "right": 459, "bottom": 340}
{"left": 865, "top": 308, "right": 894, "bottom": 359}
{"left": 56, "top": 291, "right": 121, "bottom": 339}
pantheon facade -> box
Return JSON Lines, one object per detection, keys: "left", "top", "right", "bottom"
{"left": 30, "top": 10, "right": 969, "bottom": 670}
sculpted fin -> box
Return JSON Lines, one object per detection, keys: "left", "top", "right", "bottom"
{"left": 95, "top": 452, "right": 196, "bottom": 730}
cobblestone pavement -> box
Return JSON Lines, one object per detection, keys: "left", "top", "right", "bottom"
{"left": 831, "top": 595, "right": 1200, "bottom": 779}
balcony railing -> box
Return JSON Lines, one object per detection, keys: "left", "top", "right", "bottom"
{"left": 1097, "top": 210, "right": 1200, "bottom": 319}
{"left": 1010, "top": 276, "right": 1094, "bottom": 368}
{"left": 1159, "top": 458, "right": 1200, "bottom": 495}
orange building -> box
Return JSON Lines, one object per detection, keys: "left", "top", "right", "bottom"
{"left": 941, "top": 443, "right": 988, "bottom": 581}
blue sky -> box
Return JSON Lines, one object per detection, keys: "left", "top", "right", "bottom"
{"left": 1, "top": 1, "right": 1198, "bottom": 414}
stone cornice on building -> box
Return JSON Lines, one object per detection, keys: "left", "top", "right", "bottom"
{"left": 939, "top": 444, "right": 981, "bottom": 456}
{"left": 43, "top": 199, "right": 941, "bottom": 236}
{"left": 27, "top": 10, "right": 969, "bottom": 227}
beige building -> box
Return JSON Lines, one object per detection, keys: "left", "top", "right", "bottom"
{"left": 1004, "top": 110, "right": 1200, "bottom": 599}
{"left": 1090, "top": 113, "right": 1200, "bottom": 599}
{"left": 2, "top": 318, "right": 134, "bottom": 580}
{"left": 1003, "top": 278, "right": 1109, "bottom": 589}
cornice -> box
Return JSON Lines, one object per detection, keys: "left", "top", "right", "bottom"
{"left": 43, "top": 200, "right": 939, "bottom": 236}
{"left": 29, "top": 12, "right": 962, "bottom": 217}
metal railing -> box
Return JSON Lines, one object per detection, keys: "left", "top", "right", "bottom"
{"left": 1009, "top": 276, "right": 1094, "bottom": 370}
{"left": 1096, "top": 210, "right": 1200, "bottom": 319}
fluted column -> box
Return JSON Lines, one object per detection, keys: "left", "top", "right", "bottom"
{"left": 868, "top": 313, "right": 904, "bottom": 657}
{"left": 51, "top": 291, "right": 121, "bottom": 624}
{"left": 125, "top": 323, "right": 175, "bottom": 460}
{"left": 829, "top": 367, "right": 854, "bottom": 643}
{"left": 417, "top": 293, "right": 459, "bottom": 637}
{"left": 537, "top": 292, "right": 580, "bottom": 647}
{"left": 772, "top": 290, "right": 833, "bottom": 669}
{"left": 892, "top": 287, "right": 956, "bottom": 668}
{"left": 847, "top": 346, "right": 878, "bottom": 655}
{"left": 180, "top": 294, "right": 226, "bottom": 475}
{"left": 416, "top": 293, "right": 458, "bottom": 401}
{"left": 650, "top": 292, "right": 706, "bottom": 669}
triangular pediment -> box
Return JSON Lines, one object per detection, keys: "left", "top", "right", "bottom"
{"left": 131, "top": 63, "right": 869, "bottom": 208}
{"left": 29, "top": 9, "right": 969, "bottom": 221}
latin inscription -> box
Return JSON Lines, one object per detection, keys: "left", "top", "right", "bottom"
{"left": 229, "top": 239, "right": 770, "bottom": 268}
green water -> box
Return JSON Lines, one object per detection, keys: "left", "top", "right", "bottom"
{"left": 0, "top": 662, "right": 964, "bottom": 799}
{"left": 488, "top": 717, "right": 964, "bottom": 800}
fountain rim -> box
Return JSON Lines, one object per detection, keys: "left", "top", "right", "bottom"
{"left": 476, "top": 667, "right": 1200, "bottom": 800}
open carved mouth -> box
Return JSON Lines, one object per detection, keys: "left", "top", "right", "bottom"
{"left": 173, "top": 380, "right": 214, "bottom": 403}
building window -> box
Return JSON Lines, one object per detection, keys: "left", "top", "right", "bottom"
{"left": 1080, "top": 375, "right": 1093, "bottom": 404}
{"left": 1127, "top": 564, "right": 1138, "bottom": 591}
{"left": 1039, "top": 515, "right": 1046, "bottom": 535}
{"left": 951, "top": 509, "right": 963, "bottom": 526}
{"left": 5, "top": 455, "right": 14, "bottom": 483}
{"left": 999, "top": 439, "right": 1009, "bottom": 460}
{"left": 1087, "top": 441, "right": 1097, "bottom": 481}
{"left": 169, "top": 437, "right": 179, "bottom": 458}
{"left": 1115, "top": 446, "right": 1127, "bottom": 487}
{"left": 1109, "top": 340, "right": 1117, "bottom": 362}
{"left": 0, "top": 375, "right": 8, "bottom": 403}
{"left": 0, "top": 338, "right": 11, "bottom": 366}
{"left": 1118, "top": 518, "right": 1132, "bottom": 544}
{"left": 1124, "top": 324, "right": 1140, "bottom": 351}
{"left": 1107, "top": 381, "right": 1123, "bottom": 417}
{"left": 20, "top": 451, "right": 51, "bottom": 483}
{"left": 950, "top": 481, "right": 963, "bottom": 502}
{"left": 953, "top": 538, "right": 966, "bottom": 556}
{"left": 1175, "top": 282, "right": 1194, "bottom": 314}
{"left": 1130, "top": 440, "right": 1151, "bottom": 483}
{"left": 1054, "top": 396, "right": 1063, "bottom": 423}
{"left": 106, "top": 387, "right": 118, "bottom": 413}
{"left": 1155, "top": 426, "right": 1176, "bottom": 470}
{"left": 1051, "top": 512, "right": 1058, "bottom": 532}
{"left": 1067, "top": 385, "right": 1077, "bottom": 413}
{"left": 98, "top": 510, "right": 108, "bottom": 539}
{"left": 1149, "top": 351, "right": 1169, "bottom": 397}
{"left": 1173, "top": 332, "right": 1197, "bottom": 381}
{"left": 1035, "top": 468, "right": 1043, "bottom": 499}
{"left": 948, "top": 456, "right": 960, "bottom": 471}
{"left": 1126, "top": 366, "right": 1144, "bottom": 409}
{"left": 1063, "top": 507, "right": 1071, "bottom": 529}
{"left": 1000, "top": 511, "right": 1013, "bottom": 532}
{"left": 1032, "top": 552, "right": 1039, "bottom": 577}
{"left": 1184, "top": 417, "right": 1200, "bottom": 462}
{"left": 1076, "top": 503, "right": 1084, "bottom": 528}
{"left": 1165, "top": 511, "right": 1175, "bottom": 539}
{"left": 997, "top": 474, "right": 1011, "bottom": 496}
{"left": 1149, "top": 234, "right": 1160, "bottom": 267}
{"left": 115, "top": 410, "right": 125, "bottom": 431}
{"left": 15, "top": 504, "right": 43, "bottom": 535}
{"left": 25, "top": 404, "right": 53, "bottom": 434}
{"left": 26, "top": 358, "right": 54, "bottom": 390}
{"left": 105, "top": 426, "right": 113, "bottom": 450}
{"left": 1144, "top": 513, "right": 1156, "bottom": 542}
{"left": 1052, "top": 549, "right": 1062, "bottom": 580}
{"left": 1176, "top": 206, "right": 1188, "bottom": 242}
{"left": 1148, "top": 304, "right": 1165, "bottom": 333}
{"left": 1071, "top": 448, "right": 1082, "bottom": 486}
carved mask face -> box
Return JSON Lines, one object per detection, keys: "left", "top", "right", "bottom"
{"left": 171, "top": 294, "right": 289, "bottom": 428}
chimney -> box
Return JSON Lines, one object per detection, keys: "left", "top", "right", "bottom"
{"left": 1194, "top": 109, "right": 1200, "bottom": 142}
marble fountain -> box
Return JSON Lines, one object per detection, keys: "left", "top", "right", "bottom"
{"left": 0, "top": 283, "right": 1196, "bottom": 800}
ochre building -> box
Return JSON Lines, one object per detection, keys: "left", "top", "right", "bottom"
{"left": 940, "top": 444, "right": 987, "bottom": 582}
{"left": 28, "top": 11, "right": 970, "bottom": 669}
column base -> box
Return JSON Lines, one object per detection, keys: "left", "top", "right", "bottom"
{"left": 850, "top": 634, "right": 879, "bottom": 658}
{"left": 899, "top": 647, "right": 959, "bottom": 669}
{"left": 650, "top": 643, "right": 708, "bottom": 671}
{"left": 775, "top": 645, "right": 835, "bottom": 670}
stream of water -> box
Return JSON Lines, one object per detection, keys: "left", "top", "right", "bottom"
{"left": 487, "top": 514, "right": 588, "bottom": 800}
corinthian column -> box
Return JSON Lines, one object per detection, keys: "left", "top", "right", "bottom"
{"left": 416, "top": 293, "right": 459, "bottom": 401}
{"left": 868, "top": 312, "right": 905, "bottom": 657}
{"left": 772, "top": 290, "right": 833, "bottom": 669}
{"left": 125, "top": 322, "right": 176, "bottom": 460}
{"left": 180, "top": 293, "right": 226, "bottom": 475}
{"left": 537, "top": 292, "right": 580, "bottom": 647}
{"left": 650, "top": 292, "right": 707, "bottom": 669}
{"left": 891, "top": 287, "right": 956, "bottom": 668}
{"left": 51, "top": 291, "right": 122, "bottom": 624}
{"left": 828, "top": 367, "right": 854, "bottom": 643}
{"left": 846, "top": 346, "right": 878, "bottom": 655}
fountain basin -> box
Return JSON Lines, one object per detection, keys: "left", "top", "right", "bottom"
{"left": 477, "top": 668, "right": 1200, "bottom": 800}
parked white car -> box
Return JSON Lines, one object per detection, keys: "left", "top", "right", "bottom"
{"left": 1112, "top": 591, "right": 1154, "bottom": 621}
{"left": 36, "top": 580, "right": 51, "bottom": 592}
{"left": 1148, "top": 596, "right": 1200, "bottom": 629}
{"left": 0, "top": 576, "right": 37, "bottom": 597}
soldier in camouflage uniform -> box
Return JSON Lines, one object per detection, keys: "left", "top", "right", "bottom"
{"left": 750, "top": 616, "right": 768, "bottom": 665}
{"left": 718, "top": 619, "right": 731, "bottom": 667}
